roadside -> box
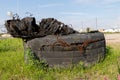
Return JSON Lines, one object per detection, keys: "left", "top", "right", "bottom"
{"left": 104, "top": 33, "right": 120, "bottom": 44}
{"left": 104, "top": 33, "right": 120, "bottom": 48}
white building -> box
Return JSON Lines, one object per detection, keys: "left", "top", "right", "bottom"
{"left": 104, "top": 28, "right": 120, "bottom": 32}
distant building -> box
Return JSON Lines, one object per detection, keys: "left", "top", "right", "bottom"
{"left": 1, "top": 33, "right": 12, "bottom": 38}
{"left": 98, "top": 28, "right": 120, "bottom": 33}
{"left": 98, "top": 29, "right": 105, "bottom": 32}
{"left": 104, "top": 28, "right": 120, "bottom": 32}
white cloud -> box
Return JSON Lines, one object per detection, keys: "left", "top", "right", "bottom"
{"left": 74, "top": 0, "right": 97, "bottom": 4}
{"left": 74, "top": 0, "right": 120, "bottom": 5}
{"left": 38, "top": 3, "right": 64, "bottom": 8}
{"left": 103, "top": 0, "right": 120, "bottom": 4}
{"left": 59, "top": 12, "right": 86, "bottom": 15}
{"left": 74, "top": 0, "right": 101, "bottom": 5}
{"left": 73, "top": 0, "right": 120, "bottom": 10}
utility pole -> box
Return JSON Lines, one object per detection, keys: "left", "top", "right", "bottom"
{"left": 81, "top": 21, "right": 84, "bottom": 31}
{"left": 96, "top": 17, "right": 98, "bottom": 30}
{"left": 81, "top": 21, "right": 83, "bottom": 28}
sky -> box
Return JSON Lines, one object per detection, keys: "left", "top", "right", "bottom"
{"left": 1, "top": 0, "right": 120, "bottom": 31}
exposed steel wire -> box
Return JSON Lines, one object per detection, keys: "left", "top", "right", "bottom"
{"left": 51, "top": 36, "right": 102, "bottom": 53}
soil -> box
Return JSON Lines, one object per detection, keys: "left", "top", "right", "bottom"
{"left": 104, "top": 33, "right": 120, "bottom": 44}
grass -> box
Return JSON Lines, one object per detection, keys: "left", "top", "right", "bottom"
{"left": 103, "top": 32, "right": 120, "bottom": 34}
{"left": 0, "top": 38, "right": 120, "bottom": 80}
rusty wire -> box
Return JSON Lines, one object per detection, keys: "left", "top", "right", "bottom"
{"left": 51, "top": 36, "right": 102, "bottom": 53}
{"left": 51, "top": 36, "right": 70, "bottom": 48}
{"left": 77, "top": 39, "right": 102, "bottom": 53}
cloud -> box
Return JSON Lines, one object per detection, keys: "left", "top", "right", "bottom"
{"left": 74, "top": 0, "right": 102, "bottom": 5}
{"left": 38, "top": 3, "right": 64, "bottom": 8}
{"left": 103, "top": 0, "right": 120, "bottom": 4}
{"left": 74, "top": 0, "right": 97, "bottom": 4}
{"left": 74, "top": 0, "right": 120, "bottom": 5}
{"left": 73, "top": 0, "right": 120, "bottom": 10}
{"left": 59, "top": 12, "right": 86, "bottom": 15}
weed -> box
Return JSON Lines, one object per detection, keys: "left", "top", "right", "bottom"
{"left": 0, "top": 38, "right": 120, "bottom": 80}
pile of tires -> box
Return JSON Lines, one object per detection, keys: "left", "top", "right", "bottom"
{"left": 25, "top": 32, "right": 105, "bottom": 67}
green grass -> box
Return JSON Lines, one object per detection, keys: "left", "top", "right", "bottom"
{"left": 0, "top": 38, "right": 120, "bottom": 80}
{"left": 103, "top": 32, "right": 120, "bottom": 34}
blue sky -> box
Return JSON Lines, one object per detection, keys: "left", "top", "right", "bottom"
{"left": 1, "top": 0, "right": 120, "bottom": 30}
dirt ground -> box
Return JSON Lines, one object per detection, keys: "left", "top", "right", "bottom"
{"left": 104, "top": 33, "right": 120, "bottom": 44}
